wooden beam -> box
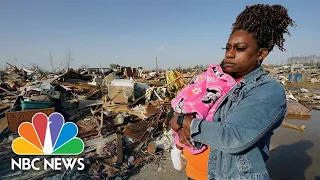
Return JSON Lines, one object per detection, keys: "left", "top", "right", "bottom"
{"left": 116, "top": 127, "right": 123, "bottom": 164}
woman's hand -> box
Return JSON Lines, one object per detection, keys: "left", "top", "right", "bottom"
{"left": 169, "top": 112, "right": 194, "bottom": 132}
{"left": 177, "top": 128, "right": 193, "bottom": 147}
{"left": 169, "top": 113, "right": 181, "bottom": 132}
{"left": 182, "top": 115, "right": 193, "bottom": 131}
{"left": 169, "top": 113, "right": 195, "bottom": 147}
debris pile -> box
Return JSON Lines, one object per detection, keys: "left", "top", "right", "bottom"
{"left": 286, "top": 88, "right": 320, "bottom": 111}
{"left": 0, "top": 64, "right": 187, "bottom": 180}
{"left": 0, "top": 63, "right": 317, "bottom": 179}
{"left": 265, "top": 64, "right": 320, "bottom": 112}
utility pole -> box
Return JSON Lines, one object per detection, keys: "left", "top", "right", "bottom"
{"left": 156, "top": 57, "right": 158, "bottom": 72}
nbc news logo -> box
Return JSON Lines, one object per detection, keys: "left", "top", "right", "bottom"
{"left": 11, "top": 112, "right": 85, "bottom": 171}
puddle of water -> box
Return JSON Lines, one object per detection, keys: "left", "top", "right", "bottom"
{"left": 287, "top": 87, "right": 300, "bottom": 91}
{"left": 267, "top": 110, "right": 320, "bottom": 179}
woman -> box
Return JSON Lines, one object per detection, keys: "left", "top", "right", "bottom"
{"left": 170, "top": 4, "right": 295, "bottom": 180}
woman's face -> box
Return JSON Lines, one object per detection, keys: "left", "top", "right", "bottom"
{"left": 222, "top": 30, "right": 267, "bottom": 78}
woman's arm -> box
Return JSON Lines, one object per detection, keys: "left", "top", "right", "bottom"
{"left": 186, "top": 82, "right": 287, "bottom": 154}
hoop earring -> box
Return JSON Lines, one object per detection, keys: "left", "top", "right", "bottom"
{"left": 257, "top": 60, "right": 261, "bottom": 67}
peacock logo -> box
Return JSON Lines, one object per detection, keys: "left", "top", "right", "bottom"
{"left": 12, "top": 112, "right": 84, "bottom": 155}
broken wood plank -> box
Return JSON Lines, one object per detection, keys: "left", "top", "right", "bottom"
{"left": 77, "top": 119, "right": 99, "bottom": 138}
{"left": 287, "top": 99, "right": 312, "bottom": 116}
{"left": 123, "top": 120, "right": 152, "bottom": 142}
{"left": 85, "top": 88, "right": 102, "bottom": 99}
{"left": 0, "top": 87, "right": 18, "bottom": 96}
{"left": 6, "top": 108, "right": 55, "bottom": 132}
{"left": 57, "top": 81, "right": 99, "bottom": 91}
{"left": 4, "top": 96, "right": 16, "bottom": 100}
{"left": 281, "top": 121, "right": 306, "bottom": 133}
{"left": 83, "top": 133, "right": 116, "bottom": 153}
{"left": 0, "top": 104, "right": 12, "bottom": 113}
{"left": 0, "top": 118, "right": 8, "bottom": 134}
{"left": 116, "top": 128, "right": 123, "bottom": 164}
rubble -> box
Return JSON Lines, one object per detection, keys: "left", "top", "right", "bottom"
{"left": 266, "top": 64, "right": 320, "bottom": 111}
{"left": 285, "top": 87, "right": 320, "bottom": 111}
{"left": 0, "top": 65, "right": 181, "bottom": 179}
{"left": 0, "top": 63, "right": 318, "bottom": 179}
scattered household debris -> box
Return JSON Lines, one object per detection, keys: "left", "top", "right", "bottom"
{"left": 0, "top": 63, "right": 318, "bottom": 179}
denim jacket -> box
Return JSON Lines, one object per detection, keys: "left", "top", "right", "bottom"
{"left": 190, "top": 67, "right": 287, "bottom": 180}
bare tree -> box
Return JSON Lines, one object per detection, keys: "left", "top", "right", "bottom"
{"left": 65, "top": 47, "right": 74, "bottom": 70}
{"left": 29, "top": 63, "right": 45, "bottom": 75}
{"left": 80, "top": 64, "right": 90, "bottom": 69}
{"left": 49, "top": 52, "right": 54, "bottom": 72}
{"left": 30, "top": 63, "right": 39, "bottom": 71}
{"left": 14, "top": 58, "right": 18, "bottom": 66}
{"left": 109, "top": 63, "right": 119, "bottom": 69}
{"left": 48, "top": 52, "right": 64, "bottom": 73}
{"left": 286, "top": 55, "right": 320, "bottom": 66}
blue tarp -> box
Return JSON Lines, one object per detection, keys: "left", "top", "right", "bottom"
{"left": 289, "top": 73, "right": 303, "bottom": 82}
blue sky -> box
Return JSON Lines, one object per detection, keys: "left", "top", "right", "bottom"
{"left": 0, "top": 0, "right": 319, "bottom": 70}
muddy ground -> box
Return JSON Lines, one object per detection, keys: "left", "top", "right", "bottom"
{"left": 285, "top": 82, "right": 320, "bottom": 90}
{"left": 129, "top": 154, "right": 187, "bottom": 180}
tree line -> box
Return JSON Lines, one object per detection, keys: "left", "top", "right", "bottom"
{"left": 286, "top": 55, "right": 320, "bottom": 66}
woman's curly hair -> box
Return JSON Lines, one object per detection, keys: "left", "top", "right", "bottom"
{"left": 232, "top": 4, "right": 296, "bottom": 52}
